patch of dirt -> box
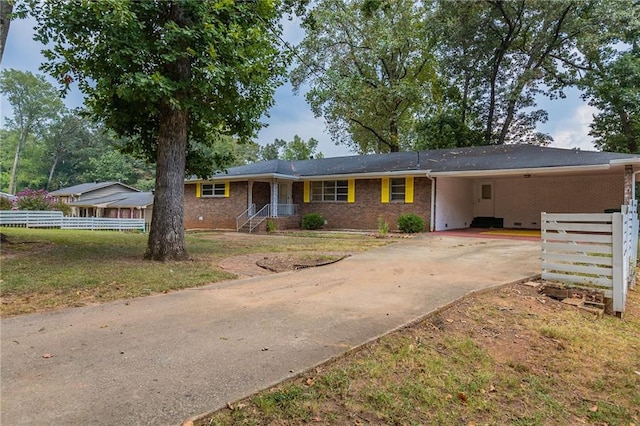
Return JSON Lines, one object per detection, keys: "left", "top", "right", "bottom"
{"left": 0, "top": 239, "right": 54, "bottom": 260}
{"left": 218, "top": 252, "right": 352, "bottom": 277}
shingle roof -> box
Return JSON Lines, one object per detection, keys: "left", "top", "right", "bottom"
{"left": 196, "top": 145, "right": 640, "bottom": 180}
{"left": 50, "top": 181, "right": 140, "bottom": 196}
{"left": 68, "top": 192, "right": 153, "bottom": 208}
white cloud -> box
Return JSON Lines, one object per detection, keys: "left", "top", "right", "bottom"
{"left": 547, "top": 104, "right": 598, "bottom": 151}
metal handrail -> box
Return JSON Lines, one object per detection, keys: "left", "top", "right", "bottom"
{"left": 248, "top": 204, "right": 270, "bottom": 232}
{"left": 236, "top": 203, "right": 256, "bottom": 231}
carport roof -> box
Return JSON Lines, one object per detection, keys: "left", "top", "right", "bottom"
{"left": 188, "top": 144, "right": 640, "bottom": 181}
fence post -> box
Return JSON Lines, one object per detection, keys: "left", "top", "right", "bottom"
{"left": 612, "top": 212, "right": 624, "bottom": 316}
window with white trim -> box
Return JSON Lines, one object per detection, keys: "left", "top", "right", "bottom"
{"left": 202, "top": 183, "right": 226, "bottom": 197}
{"left": 311, "top": 180, "right": 349, "bottom": 202}
{"left": 390, "top": 178, "right": 406, "bottom": 201}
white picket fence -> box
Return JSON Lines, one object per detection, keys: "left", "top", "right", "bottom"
{"left": 0, "top": 211, "right": 146, "bottom": 232}
{"left": 541, "top": 201, "right": 638, "bottom": 315}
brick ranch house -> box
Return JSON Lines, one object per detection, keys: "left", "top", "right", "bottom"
{"left": 184, "top": 144, "right": 640, "bottom": 232}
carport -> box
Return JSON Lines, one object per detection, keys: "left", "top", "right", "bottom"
{"left": 428, "top": 158, "right": 639, "bottom": 232}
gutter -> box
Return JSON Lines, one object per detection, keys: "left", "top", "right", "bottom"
{"left": 426, "top": 173, "right": 435, "bottom": 232}
{"left": 428, "top": 164, "right": 611, "bottom": 177}
{"left": 609, "top": 158, "right": 640, "bottom": 166}
{"left": 186, "top": 169, "right": 432, "bottom": 183}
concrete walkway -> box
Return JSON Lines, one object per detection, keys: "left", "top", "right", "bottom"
{"left": 1, "top": 235, "right": 540, "bottom": 425}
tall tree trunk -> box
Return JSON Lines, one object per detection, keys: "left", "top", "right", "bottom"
{"left": 47, "top": 152, "right": 60, "bottom": 190}
{"left": 619, "top": 110, "right": 637, "bottom": 154}
{"left": 389, "top": 119, "right": 399, "bottom": 152}
{"left": 144, "top": 1, "right": 191, "bottom": 261}
{"left": 0, "top": 0, "right": 13, "bottom": 63}
{"left": 8, "top": 130, "right": 26, "bottom": 194}
{"left": 144, "top": 105, "right": 189, "bottom": 261}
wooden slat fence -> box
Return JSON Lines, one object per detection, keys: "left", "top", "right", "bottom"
{"left": 541, "top": 201, "right": 638, "bottom": 315}
{"left": 0, "top": 211, "right": 146, "bottom": 232}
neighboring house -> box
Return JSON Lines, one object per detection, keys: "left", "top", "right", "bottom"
{"left": 184, "top": 145, "right": 640, "bottom": 232}
{"left": 0, "top": 192, "right": 17, "bottom": 202}
{"left": 50, "top": 182, "right": 153, "bottom": 225}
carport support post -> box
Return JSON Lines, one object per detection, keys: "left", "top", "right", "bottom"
{"left": 624, "top": 165, "right": 633, "bottom": 205}
{"left": 612, "top": 212, "right": 624, "bottom": 317}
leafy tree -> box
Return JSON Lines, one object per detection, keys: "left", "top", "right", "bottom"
{"left": 230, "top": 140, "right": 261, "bottom": 166}
{"left": 414, "top": 113, "right": 484, "bottom": 150}
{"left": 291, "top": 0, "right": 437, "bottom": 153}
{"left": 433, "top": 0, "right": 582, "bottom": 145}
{"left": 586, "top": 51, "right": 639, "bottom": 153}
{"left": 0, "top": 69, "right": 64, "bottom": 194}
{"left": 281, "top": 135, "right": 324, "bottom": 160}
{"left": 22, "top": 0, "right": 287, "bottom": 260}
{"left": 258, "top": 135, "right": 324, "bottom": 160}
{"left": 566, "top": 1, "right": 640, "bottom": 153}
{"left": 259, "top": 138, "right": 286, "bottom": 161}
{"left": 42, "top": 111, "right": 91, "bottom": 189}
{"left": 83, "top": 151, "right": 140, "bottom": 185}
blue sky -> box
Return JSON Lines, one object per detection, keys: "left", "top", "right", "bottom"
{"left": 1, "top": 14, "right": 599, "bottom": 158}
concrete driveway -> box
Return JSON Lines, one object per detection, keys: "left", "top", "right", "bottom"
{"left": 1, "top": 234, "right": 540, "bottom": 425}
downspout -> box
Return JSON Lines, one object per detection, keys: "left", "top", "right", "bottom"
{"left": 633, "top": 170, "right": 640, "bottom": 204}
{"left": 426, "top": 173, "right": 435, "bottom": 232}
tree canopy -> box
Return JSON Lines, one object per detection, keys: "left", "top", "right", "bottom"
{"left": 21, "top": 0, "right": 288, "bottom": 260}
{"left": 291, "top": 0, "right": 436, "bottom": 153}
{"left": 292, "top": 0, "right": 639, "bottom": 153}
{"left": 0, "top": 68, "right": 64, "bottom": 194}
{"left": 259, "top": 135, "right": 324, "bottom": 160}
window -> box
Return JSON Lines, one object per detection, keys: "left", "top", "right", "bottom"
{"left": 381, "top": 177, "right": 414, "bottom": 203}
{"left": 481, "top": 184, "right": 492, "bottom": 200}
{"left": 201, "top": 183, "right": 226, "bottom": 197}
{"left": 311, "top": 180, "right": 349, "bottom": 202}
{"left": 390, "top": 178, "right": 406, "bottom": 201}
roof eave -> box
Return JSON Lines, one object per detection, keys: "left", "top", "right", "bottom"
{"left": 186, "top": 173, "right": 300, "bottom": 182}
{"left": 186, "top": 169, "right": 432, "bottom": 182}
{"left": 302, "top": 169, "right": 431, "bottom": 180}
{"left": 428, "top": 164, "right": 612, "bottom": 177}
{"left": 609, "top": 158, "right": 640, "bottom": 165}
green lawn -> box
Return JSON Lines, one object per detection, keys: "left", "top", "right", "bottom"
{"left": 0, "top": 228, "right": 390, "bottom": 316}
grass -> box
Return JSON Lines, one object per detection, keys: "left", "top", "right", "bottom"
{"left": 202, "top": 283, "right": 640, "bottom": 426}
{"left": 0, "top": 228, "right": 390, "bottom": 316}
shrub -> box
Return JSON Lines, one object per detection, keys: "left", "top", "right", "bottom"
{"left": 377, "top": 215, "right": 389, "bottom": 236}
{"left": 0, "top": 196, "right": 13, "bottom": 210}
{"left": 266, "top": 219, "right": 277, "bottom": 233}
{"left": 301, "top": 213, "right": 325, "bottom": 230}
{"left": 15, "top": 188, "right": 55, "bottom": 211}
{"left": 397, "top": 213, "right": 424, "bottom": 233}
{"left": 53, "top": 200, "right": 72, "bottom": 216}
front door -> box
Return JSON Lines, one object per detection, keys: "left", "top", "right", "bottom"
{"left": 474, "top": 182, "right": 495, "bottom": 217}
{"left": 277, "top": 183, "right": 292, "bottom": 215}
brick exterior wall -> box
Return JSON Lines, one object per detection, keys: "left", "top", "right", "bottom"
{"left": 493, "top": 174, "right": 624, "bottom": 228}
{"left": 184, "top": 182, "right": 247, "bottom": 230}
{"left": 294, "top": 177, "right": 431, "bottom": 231}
